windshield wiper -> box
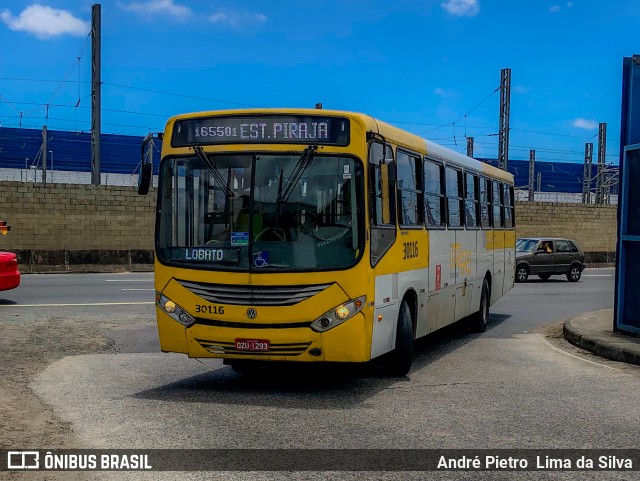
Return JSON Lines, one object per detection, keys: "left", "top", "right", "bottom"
{"left": 193, "top": 146, "right": 235, "bottom": 198}
{"left": 276, "top": 145, "right": 318, "bottom": 203}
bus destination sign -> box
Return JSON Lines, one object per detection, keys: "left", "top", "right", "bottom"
{"left": 171, "top": 115, "right": 350, "bottom": 147}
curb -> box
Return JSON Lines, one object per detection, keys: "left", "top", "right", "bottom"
{"left": 563, "top": 318, "right": 640, "bottom": 366}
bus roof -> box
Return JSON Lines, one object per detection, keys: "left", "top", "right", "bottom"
{"left": 166, "top": 108, "right": 514, "bottom": 184}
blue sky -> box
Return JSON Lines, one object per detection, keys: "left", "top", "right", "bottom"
{"left": 0, "top": 0, "right": 637, "bottom": 165}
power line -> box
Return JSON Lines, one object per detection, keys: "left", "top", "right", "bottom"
{"left": 420, "top": 86, "right": 500, "bottom": 135}
{"left": 103, "top": 82, "right": 261, "bottom": 108}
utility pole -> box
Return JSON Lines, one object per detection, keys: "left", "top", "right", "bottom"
{"left": 498, "top": 68, "right": 511, "bottom": 171}
{"left": 536, "top": 172, "right": 542, "bottom": 192}
{"left": 91, "top": 3, "right": 101, "bottom": 186}
{"left": 595, "top": 122, "right": 607, "bottom": 204}
{"left": 528, "top": 150, "right": 535, "bottom": 201}
{"left": 42, "top": 125, "right": 47, "bottom": 185}
{"left": 582, "top": 143, "right": 593, "bottom": 203}
{"left": 466, "top": 137, "right": 474, "bottom": 157}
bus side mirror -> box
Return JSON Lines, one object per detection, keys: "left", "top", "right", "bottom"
{"left": 138, "top": 133, "right": 161, "bottom": 195}
{"left": 137, "top": 161, "right": 152, "bottom": 195}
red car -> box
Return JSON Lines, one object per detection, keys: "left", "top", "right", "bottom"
{"left": 0, "top": 251, "right": 20, "bottom": 291}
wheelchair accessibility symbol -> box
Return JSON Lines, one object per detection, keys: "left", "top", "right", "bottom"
{"left": 253, "top": 251, "right": 270, "bottom": 268}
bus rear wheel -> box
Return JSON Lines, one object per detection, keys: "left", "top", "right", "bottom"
{"left": 383, "top": 300, "right": 414, "bottom": 377}
{"left": 470, "top": 279, "right": 490, "bottom": 333}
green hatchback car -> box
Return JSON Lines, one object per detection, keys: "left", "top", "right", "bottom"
{"left": 515, "top": 238, "right": 585, "bottom": 282}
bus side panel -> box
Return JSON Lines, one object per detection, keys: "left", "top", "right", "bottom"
{"left": 370, "top": 267, "right": 430, "bottom": 358}
{"left": 369, "top": 230, "right": 429, "bottom": 357}
{"left": 473, "top": 230, "right": 491, "bottom": 313}
{"left": 453, "top": 228, "right": 477, "bottom": 321}
{"left": 492, "top": 230, "right": 506, "bottom": 305}
{"left": 426, "top": 231, "right": 455, "bottom": 330}
{"left": 503, "top": 230, "right": 516, "bottom": 295}
{"left": 483, "top": 231, "right": 495, "bottom": 300}
{"left": 371, "top": 273, "right": 398, "bottom": 359}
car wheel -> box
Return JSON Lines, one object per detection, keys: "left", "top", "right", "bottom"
{"left": 383, "top": 300, "right": 414, "bottom": 377}
{"left": 566, "top": 264, "right": 582, "bottom": 282}
{"left": 470, "top": 278, "right": 490, "bottom": 333}
{"left": 516, "top": 265, "right": 529, "bottom": 282}
{"left": 538, "top": 273, "right": 551, "bottom": 281}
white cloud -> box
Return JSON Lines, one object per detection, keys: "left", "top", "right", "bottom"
{"left": 573, "top": 118, "right": 598, "bottom": 130}
{"left": 434, "top": 87, "right": 455, "bottom": 98}
{"left": 549, "top": 5, "right": 561, "bottom": 12}
{"left": 441, "top": 0, "right": 480, "bottom": 17}
{"left": 119, "top": 0, "right": 191, "bottom": 19}
{"left": 208, "top": 10, "right": 267, "bottom": 26}
{"left": 513, "top": 85, "right": 529, "bottom": 94}
{"left": 0, "top": 4, "right": 89, "bottom": 39}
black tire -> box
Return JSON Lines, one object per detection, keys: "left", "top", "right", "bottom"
{"left": 566, "top": 264, "right": 582, "bottom": 282}
{"left": 470, "top": 278, "right": 490, "bottom": 333}
{"left": 384, "top": 301, "right": 414, "bottom": 377}
{"left": 516, "top": 265, "right": 529, "bottom": 282}
{"left": 538, "top": 273, "right": 552, "bottom": 281}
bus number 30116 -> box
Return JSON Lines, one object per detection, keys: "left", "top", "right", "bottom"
{"left": 195, "top": 305, "right": 224, "bottom": 314}
{"left": 403, "top": 241, "right": 418, "bottom": 260}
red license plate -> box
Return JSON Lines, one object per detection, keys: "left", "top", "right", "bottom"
{"left": 235, "top": 338, "right": 270, "bottom": 352}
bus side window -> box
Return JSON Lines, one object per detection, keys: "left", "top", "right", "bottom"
{"left": 369, "top": 141, "right": 397, "bottom": 266}
{"left": 445, "top": 166, "right": 463, "bottom": 228}
{"left": 479, "top": 177, "right": 491, "bottom": 229}
{"left": 492, "top": 180, "right": 504, "bottom": 228}
{"left": 424, "top": 159, "right": 445, "bottom": 228}
{"left": 464, "top": 172, "right": 479, "bottom": 228}
{"left": 503, "top": 184, "right": 514, "bottom": 228}
{"left": 396, "top": 150, "right": 422, "bottom": 226}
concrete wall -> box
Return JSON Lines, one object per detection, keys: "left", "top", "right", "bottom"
{"left": 0, "top": 182, "right": 617, "bottom": 272}
{"left": 0, "top": 182, "right": 156, "bottom": 272}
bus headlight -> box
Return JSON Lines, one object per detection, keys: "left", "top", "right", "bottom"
{"left": 157, "top": 292, "right": 195, "bottom": 327}
{"left": 311, "top": 296, "right": 366, "bottom": 332}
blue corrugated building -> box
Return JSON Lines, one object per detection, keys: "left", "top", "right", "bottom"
{"left": 0, "top": 126, "right": 617, "bottom": 193}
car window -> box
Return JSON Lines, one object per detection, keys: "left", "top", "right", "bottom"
{"left": 538, "top": 241, "right": 554, "bottom": 253}
{"left": 556, "top": 240, "right": 570, "bottom": 253}
{"left": 568, "top": 240, "right": 580, "bottom": 253}
{"left": 517, "top": 238, "right": 538, "bottom": 252}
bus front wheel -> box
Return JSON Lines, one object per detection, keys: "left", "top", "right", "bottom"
{"left": 384, "top": 301, "right": 414, "bottom": 377}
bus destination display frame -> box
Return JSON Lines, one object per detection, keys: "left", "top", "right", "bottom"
{"left": 171, "top": 115, "right": 350, "bottom": 147}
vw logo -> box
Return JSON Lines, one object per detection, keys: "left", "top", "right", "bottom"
{"left": 246, "top": 308, "right": 257, "bottom": 319}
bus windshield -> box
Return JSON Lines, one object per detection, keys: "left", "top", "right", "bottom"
{"left": 157, "top": 152, "right": 364, "bottom": 271}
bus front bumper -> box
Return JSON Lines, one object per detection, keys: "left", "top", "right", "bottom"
{"left": 157, "top": 310, "right": 370, "bottom": 363}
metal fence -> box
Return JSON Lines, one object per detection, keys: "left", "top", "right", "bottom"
{"left": 0, "top": 168, "right": 158, "bottom": 187}
{"left": 514, "top": 189, "right": 618, "bottom": 205}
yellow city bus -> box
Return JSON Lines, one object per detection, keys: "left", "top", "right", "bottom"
{"left": 137, "top": 109, "right": 515, "bottom": 375}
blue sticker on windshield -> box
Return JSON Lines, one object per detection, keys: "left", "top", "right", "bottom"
{"left": 253, "top": 251, "right": 269, "bottom": 268}
{"left": 231, "top": 232, "right": 249, "bottom": 246}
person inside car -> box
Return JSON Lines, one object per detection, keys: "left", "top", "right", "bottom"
{"left": 540, "top": 241, "right": 552, "bottom": 254}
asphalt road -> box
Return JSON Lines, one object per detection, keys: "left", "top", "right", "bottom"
{"left": 0, "top": 271, "right": 155, "bottom": 306}
{"left": 4, "top": 268, "right": 639, "bottom": 481}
